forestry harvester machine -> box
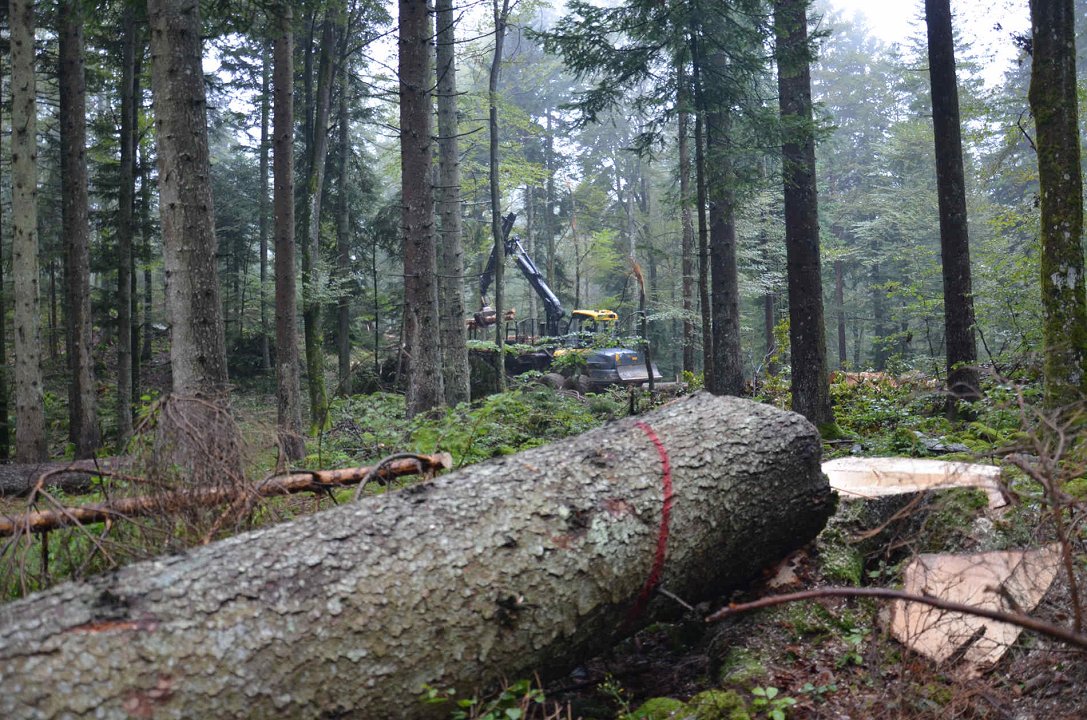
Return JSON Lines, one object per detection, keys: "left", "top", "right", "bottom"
{"left": 471, "top": 213, "right": 662, "bottom": 389}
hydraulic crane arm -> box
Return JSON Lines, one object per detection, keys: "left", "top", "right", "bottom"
{"left": 479, "top": 212, "right": 566, "bottom": 336}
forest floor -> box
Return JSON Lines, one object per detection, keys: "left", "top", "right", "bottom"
{"left": 3, "top": 357, "right": 1086, "bottom": 719}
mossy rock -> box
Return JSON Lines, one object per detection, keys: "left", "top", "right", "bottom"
{"left": 718, "top": 648, "right": 767, "bottom": 686}
{"left": 819, "top": 541, "right": 865, "bottom": 585}
{"left": 630, "top": 697, "right": 688, "bottom": 719}
{"left": 686, "top": 689, "right": 750, "bottom": 720}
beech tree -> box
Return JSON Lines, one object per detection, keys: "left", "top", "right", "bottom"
{"left": 1028, "top": 0, "right": 1087, "bottom": 407}
{"left": 925, "top": 0, "right": 980, "bottom": 405}
{"left": 10, "top": 0, "right": 46, "bottom": 463}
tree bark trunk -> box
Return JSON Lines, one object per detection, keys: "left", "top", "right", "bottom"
{"left": 774, "top": 0, "right": 833, "bottom": 429}
{"left": 489, "top": 0, "right": 510, "bottom": 393}
{"left": 259, "top": 40, "right": 272, "bottom": 374}
{"left": 272, "top": 2, "right": 306, "bottom": 460}
{"left": 925, "top": 0, "right": 981, "bottom": 405}
{"left": 0, "top": 393, "right": 833, "bottom": 719}
{"left": 678, "top": 63, "right": 696, "bottom": 376}
{"left": 59, "top": 0, "right": 100, "bottom": 458}
{"left": 148, "top": 0, "right": 229, "bottom": 396}
{"left": 436, "top": 0, "right": 470, "bottom": 405}
{"left": 401, "top": 0, "right": 444, "bottom": 416}
{"left": 1028, "top": 0, "right": 1087, "bottom": 408}
{"left": 334, "top": 16, "right": 352, "bottom": 397}
{"left": 706, "top": 105, "right": 743, "bottom": 396}
{"left": 300, "top": 13, "right": 336, "bottom": 429}
{"left": 11, "top": 0, "right": 47, "bottom": 463}
{"left": 116, "top": 7, "right": 137, "bottom": 446}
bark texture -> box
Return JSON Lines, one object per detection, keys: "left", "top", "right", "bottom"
{"left": 401, "top": 0, "right": 444, "bottom": 415}
{"left": 147, "top": 0, "right": 229, "bottom": 395}
{"left": 273, "top": 3, "right": 306, "bottom": 460}
{"left": 116, "top": 7, "right": 137, "bottom": 445}
{"left": 60, "top": 0, "right": 100, "bottom": 458}
{"left": 678, "top": 66, "right": 696, "bottom": 376}
{"left": 774, "top": 0, "right": 833, "bottom": 428}
{"left": 925, "top": 0, "right": 980, "bottom": 403}
{"left": 300, "top": 15, "right": 335, "bottom": 429}
{"left": 0, "top": 394, "right": 833, "bottom": 719}
{"left": 436, "top": 0, "right": 470, "bottom": 406}
{"left": 706, "top": 106, "right": 744, "bottom": 396}
{"left": 1028, "top": 0, "right": 1087, "bottom": 407}
{"left": 11, "top": 0, "right": 47, "bottom": 463}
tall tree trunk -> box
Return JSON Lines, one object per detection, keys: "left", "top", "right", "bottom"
{"left": 925, "top": 0, "right": 981, "bottom": 405}
{"left": 0, "top": 394, "right": 833, "bottom": 720}
{"left": 706, "top": 106, "right": 743, "bottom": 396}
{"left": 1028, "top": 0, "right": 1087, "bottom": 407}
{"left": 544, "top": 110, "right": 557, "bottom": 286}
{"left": 139, "top": 130, "right": 154, "bottom": 365}
{"left": 10, "top": 0, "right": 46, "bottom": 463}
{"left": 689, "top": 31, "right": 713, "bottom": 389}
{"left": 60, "top": 0, "right": 100, "bottom": 458}
{"left": 116, "top": 6, "right": 137, "bottom": 446}
{"left": 436, "top": 0, "right": 470, "bottom": 405}
{"left": 401, "top": 0, "right": 444, "bottom": 416}
{"left": 678, "top": 62, "right": 696, "bottom": 376}
{"left": 871, "top": 256, "right": 888, "bottom": 370}
{"left": 835, "top": 259, "right": 846, "bottom": 369}
{"left": 259, "top": 41, "right": 272, "bottom": 373}
{"left": 489, "top": 0, "right": 510, "bottom": 393}
{"left": 774, "top": 0, "right": 833, "bottom": 429}
{"left": 0, "top": 50, "right": 9, "bottom": 461}
{"left": 334, "top": 23, "right": 352, "bottom": 397}
{"left": 273, "top": 2, "right": 306, "bottom": 460}
{"left": 148, "top": 0, "right": 229, "bottom": 395}
{"left": 300, "top": 15, "right": 336, "bottom": 430}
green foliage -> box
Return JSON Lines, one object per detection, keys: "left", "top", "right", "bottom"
{"left": 749, "top": 687, "right": 796, "bottom": 720}
{"left": 421, "top": 678, "right": 545, "bottom": 720}
{"left": 327, "top": 387, "right": 617, "bottom": 469}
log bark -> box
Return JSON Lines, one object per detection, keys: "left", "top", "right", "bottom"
{"left": 0, "top": 458, "right": 122, "bottom": 497}
{"left": 0, "top": 393, "right": 833, "bottom": 719}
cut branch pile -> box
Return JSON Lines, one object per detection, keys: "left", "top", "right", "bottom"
{"left": 0, "top": 453, "right": 452, "bottom": 537}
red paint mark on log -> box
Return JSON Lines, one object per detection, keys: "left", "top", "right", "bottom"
{"left": 628, "top": 420, "right": 673, "bottom": 622}
{"left": 68, "top": 617, "right": 159, "bottom": 634}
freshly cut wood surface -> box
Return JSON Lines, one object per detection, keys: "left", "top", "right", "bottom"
{"left": 823, "top": 456, "right": 1005, "bottom": 508}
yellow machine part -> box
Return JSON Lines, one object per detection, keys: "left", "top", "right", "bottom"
{"left": 571, "top": 309, "right": 618, "bottom": 323}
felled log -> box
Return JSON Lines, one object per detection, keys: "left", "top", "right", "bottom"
{"left": 0, "top": 393, "right": 834, "bottom": 719}
{"left": 0, "top": 457, "right": 123, "bottom": 497}
{"left": 0, "top": 454, "right": 452, "bottom": 537}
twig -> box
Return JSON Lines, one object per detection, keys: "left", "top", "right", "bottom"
{"left": 705, "top": 586, "right": 1087, "bottom": 651}
{"left": 0, "top": 454, "right": 452, "bottom": 537}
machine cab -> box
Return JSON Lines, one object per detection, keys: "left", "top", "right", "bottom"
{"left": 563, "top": 309, "right": 618, "bottom": 347}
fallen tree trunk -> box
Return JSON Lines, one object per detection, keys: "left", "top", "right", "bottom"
{"left": 0, "top": 393, "right": 834, "bottom": 719}
{"left": 0, "top": 457, "right": 122, "bottom": 497}
{"left": 0, "top": 454, "right": 452, "bottom": 536}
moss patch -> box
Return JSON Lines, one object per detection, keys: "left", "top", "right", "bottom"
{"left": 630, "top": 697, "right": 687, "bottom": 719}
{"left": 687, "top": 689, "right": 750, "bottom": 720}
